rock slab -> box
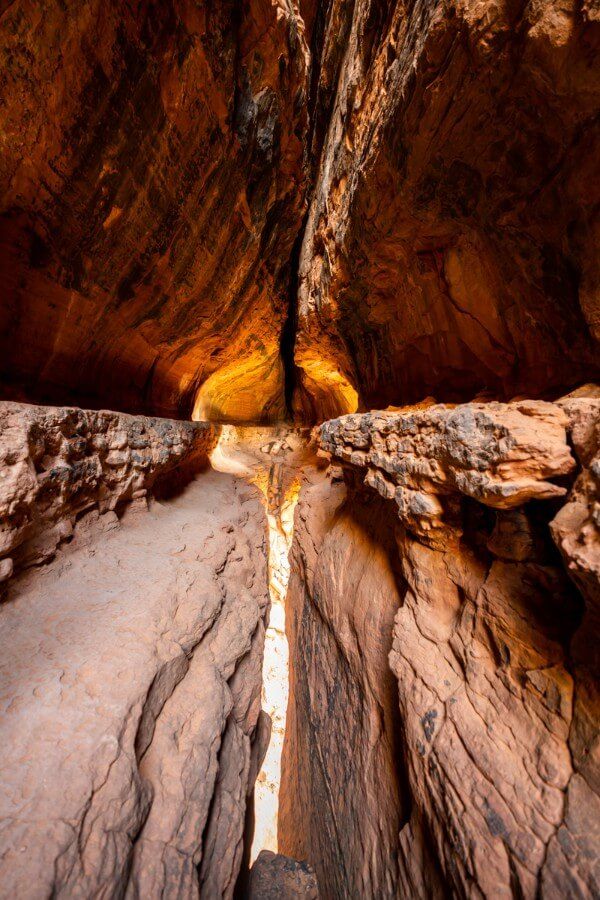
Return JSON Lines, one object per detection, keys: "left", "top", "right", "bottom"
{"left": 0, "top": 400, "right": 214, "bottom": 583}
{"left": 0, "top": 422, "right": 270, "bottom": 898}
{"left": 248, "top": 850, "right": 319, "bottom": 899}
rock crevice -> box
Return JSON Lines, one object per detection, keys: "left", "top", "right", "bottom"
{"left": 279, "top": 392, "right": 598, "bottom": 897}
{"left": 1, "top": 2, "right": 600, "bottom": 898}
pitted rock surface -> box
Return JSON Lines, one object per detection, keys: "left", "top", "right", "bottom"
{"left": 283, "top": 395, "right": 600, "bottom": 898}
{"left": 0, "top": 401, "right": 214, "bottom": 583}
{"left": 319, "top": 400, "right": 575, "bottom": 544}
{"left": 248, "top": 850, "right": 319, "bottom": 898}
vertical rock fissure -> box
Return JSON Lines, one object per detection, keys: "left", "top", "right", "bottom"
{"left": 208, "top": 427, "right": 310, "bottom": 873}
{"left": 280, "top": 214, "right": 308, "bottom": 420}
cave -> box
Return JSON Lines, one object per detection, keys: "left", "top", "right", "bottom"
{"left": 0, "top": 2, "right": 599, "bottom": 898}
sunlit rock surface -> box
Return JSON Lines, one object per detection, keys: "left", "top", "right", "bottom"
{"left": 0, "top": 401, "right": 214, "bottom": 587}
{"left": 209, "top": 425, "right": 312, "bottom": 864}
{"left": 0, "top": 413, "right": 270, "bottom": 897}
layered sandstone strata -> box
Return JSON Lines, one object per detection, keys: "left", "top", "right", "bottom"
{"left": 0, "top": 0, "right": 309, "bottom": 421}
{"left": 295, "top": 0, "right": 600, "bottom": 417}
{"left": 1, "top": 1, "right": 599, "bottom": 424}
{"left": 281, "top": 397, "right": 600, "bottom": 897}
{"left": 0, "top": 401, "right": 214, "bottom": 585}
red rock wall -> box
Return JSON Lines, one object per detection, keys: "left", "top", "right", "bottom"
{"left": 2, "top": 2, "right": 598, "bottom": 423}
{"left": 1, "top": 3, "right": 599, "bottom": 897}
{"left": 295, "top": 0, "right": 600, "bottom": 418}
{"left": 281, "top": 396, "right": 600, "bottom": 897}
{"left": 280, "top": 468, "right": 411, "bottom": 897}
{"left": 0, "top": 0, "right": 309, "bottom": 421}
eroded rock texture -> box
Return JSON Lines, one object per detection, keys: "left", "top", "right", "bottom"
{"left": 295, "top": 0, "right": 600, "bottom": 417}
{"left": 248, "top": 850, "right": 319, "bottom": 898}
{"left": 0, "top": 442, "right": 270, "bottom": 898}
{"left": 0, "top": 0, "right": 309, "bottom": 421}
{"left": 4, "top": 1, "right": 599, "bottom": 424}
{"left": 320, "top": 400, "right": 575, "bottom": 542}
{"left": 1, "top": 2, "right": 600, "bottom": 898}
{"left": 0, "top": 401, "right": 214, "bottom": 585}
{"left": 281, "top": 397, "right": 600, "bottom": 898}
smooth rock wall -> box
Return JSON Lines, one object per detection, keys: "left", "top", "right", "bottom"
{"left": 0, "top": 0, "right": 309, "bottom": 420}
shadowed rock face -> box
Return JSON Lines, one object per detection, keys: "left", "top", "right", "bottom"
{"left": 281, "top": 394, "right": 600, "bottom": 898}
{"left": 1, "top": 1, "right": 599, "bottom": 422}
{"left": 0, "top": 0, "right": 308, "bottom": 421}
{"left": 295, "top": 0, "right": 600, "bottom": 418}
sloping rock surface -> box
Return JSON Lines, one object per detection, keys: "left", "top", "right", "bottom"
{"left": 281, "top": 397, "right": 600, "bottom": 898}
{"left": 0, "top": 460, "right": 269, "bottom": 898}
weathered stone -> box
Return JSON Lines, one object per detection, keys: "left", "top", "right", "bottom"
{"left": 248, "top": 850, "right": 319, "bottom": 898}
{"left": 320, "top": 400, "right": 575, "bottom": 544}
{"left": 0, "top": 3, "right": 599, "bottom": 898}
{"left": 0, "top": 401, "right": 214, "bottom": 584}
{"left": 0, "top": 454, "right": 270, "bottom": 898}
{"left": 0, "top": 0, "right": 309, "bottom": 422}
{"left": 294, "top": 0, "right": 600, "bottom": 419}
{"left": 280, "top": 466, "right": 412, "bottom": 898}
{"left": 281, "top": 395, "right": 600, "bottom": 898}
{"left": 551, "top": 395, "right": 600, "bottom": 605}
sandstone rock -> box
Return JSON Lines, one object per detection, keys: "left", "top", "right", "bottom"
{"left": 320, "top": 400, "right": 575, "bottom": 544}
{"left": 294, "top": 0, "right": 600, "bottom": 419}
{"left": 281, "top": 396, "right": 600, "bottom": 898}
{"left": 4, "top": 1, "right": 598, "bottom": 425}
{"left": 0, "top": 3, "right": 599, "bottom": 898}
{"left": 388, "top": 521, "right": 585, "bottom": 897}
{"left": 280, "top": 467, "right": 412, "bottom": 897}
{"left": 248, "top": 850, "right": 319, "bottom": 898}
{"left": 0, "top": 557, "right": 12, "bottom": 582}
{"left": 551, "top": 395, "right": 600, "bottom": 604}
{"left": 549, "top": 394, "right": 600, "bottom": 836}
{"left": 0, "top": 0, "right": 309, "bottom": 421}
{"left": 0, "top": 401, "right": 214, "bottom": 583}
{"left": 0, "top": 461, "right": 270, "bottom": 898}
